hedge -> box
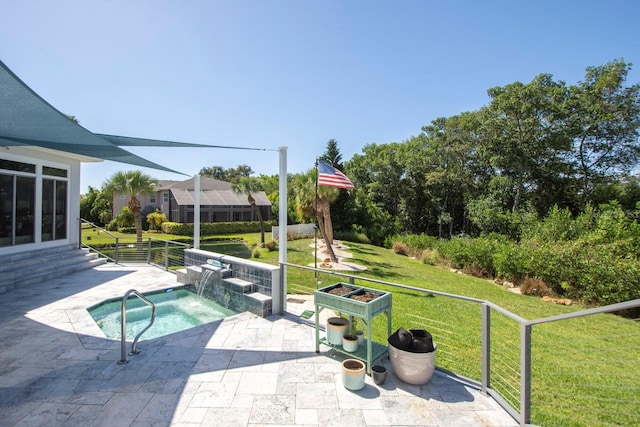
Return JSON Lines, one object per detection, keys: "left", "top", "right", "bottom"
{"left": 161, "top": 220, "right": 275, "bottom": 235}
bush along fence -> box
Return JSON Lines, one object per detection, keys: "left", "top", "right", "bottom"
{"left": 161, "top": 220, "right": 275, "bottom": 236}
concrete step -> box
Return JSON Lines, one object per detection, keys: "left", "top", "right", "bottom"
{"left": 0, "top": 246, "right": 105, "bottom": 293}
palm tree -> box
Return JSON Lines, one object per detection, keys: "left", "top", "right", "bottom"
{"left": 103, "top": 170, "right": 158, "bottom": 242}
{"left": 232, "top": 177, "right": 266, "bottom": 246}
{"left": 293, "top": 170, "right": 340, "bottom": 262}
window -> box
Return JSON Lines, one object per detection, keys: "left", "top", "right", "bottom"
{"left": 150, "top": 194, "right": 156, "bottom": 203}
{"left": 0, "top": 172, "right": 35, "bottom": 247}
{"left": 0, "top": 159, "right": 35, "bottom": 173}
{"left": 42, "top": 178, "right": 67, "bottom": 242}
{"left": 120, "top": 193, "right": 125, "bottom": 200}
{"left": 42, "top": 166, "right": 67, "bottom": 178}
{"left": 163, "top": 192, "right": 169, "bottom": 203}
{"left": 0, "top": 159, "right": 68, "bottom": 247}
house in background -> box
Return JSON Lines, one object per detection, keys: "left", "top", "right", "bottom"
{"left": 112, "top": 176, "right": 272, "bottom": 223}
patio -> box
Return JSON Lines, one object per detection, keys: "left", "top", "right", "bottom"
{"left": 0, "top": 264, "right": 517, "bottom": 426}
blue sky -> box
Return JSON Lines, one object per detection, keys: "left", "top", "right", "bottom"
{"left": 1, "top": 1, "right": 639, "bottom": 192}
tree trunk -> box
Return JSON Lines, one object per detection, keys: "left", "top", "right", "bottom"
{"left": 248, "top": 194, "right": 265, "bottom": 246}
{"left": 314, "top": 200, "right": 338, "bottom": 263}
{"left": 129, "top": 196, "right": 143, "bottom": 243}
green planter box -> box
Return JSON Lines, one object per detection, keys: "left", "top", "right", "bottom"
{"left": 314, "top": 282, "right": 391, "bottom": 318}
{"left": 314, "top": 283, "right": 392, "bottom": 374}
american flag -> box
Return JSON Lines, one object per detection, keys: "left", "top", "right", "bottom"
{"left": 318, "top": 160, "right": 355, "bottom": 189}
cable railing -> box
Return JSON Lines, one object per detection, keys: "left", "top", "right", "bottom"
{"left": 280, "top": 261, "right": 640, "bottom": 427}
{"left": 148, "top": 237, "right": 190, "bottom": 270}
{"left": 79, "top": 219, "right": 190, "bottom": 269}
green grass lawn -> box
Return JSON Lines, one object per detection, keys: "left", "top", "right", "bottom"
{"left": 82, "top": 229, "right": 639, "bottom": 426}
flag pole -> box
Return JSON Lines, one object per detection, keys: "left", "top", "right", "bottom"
{"left": 314, "top": 157, "right": 318, "bottom": 276}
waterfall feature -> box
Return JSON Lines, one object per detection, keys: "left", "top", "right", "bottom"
{"left": 198, "top": 268, "right": 217, "bottom": 297}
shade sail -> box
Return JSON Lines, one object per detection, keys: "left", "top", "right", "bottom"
{"left": 0, "top": 59, "right": 201, "bottom": 174}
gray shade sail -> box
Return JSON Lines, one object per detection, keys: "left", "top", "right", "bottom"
{"left": 0, "top": 59, "right": 214, "bottom": 174}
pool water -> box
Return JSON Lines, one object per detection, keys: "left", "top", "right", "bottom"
{"left": 88, "top": 288, "right": 238, "bottom": 340}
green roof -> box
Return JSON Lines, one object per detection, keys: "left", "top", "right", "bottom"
{"left": 0, "top": 60, "right": 221, "bottom": 174}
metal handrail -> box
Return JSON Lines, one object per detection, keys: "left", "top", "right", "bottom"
{"left": 80, "top": 219, "right": 120, "bottom": 263}
{"left": 118, "top": 289, "right": 156, "bottom": 364}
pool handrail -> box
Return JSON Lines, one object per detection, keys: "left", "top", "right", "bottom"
{"left": 117, "top": 289, "right": 156, "bottom": 364}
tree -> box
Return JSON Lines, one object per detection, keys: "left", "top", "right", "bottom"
{"left": 481, "top": 74, "right": 571, "bottom": 213}
{"left": 319, "top": 139, "right": 353, "bottom": 232}
{"left": 314, "top": 185, "right": 340, "bottom": 262}
{"left": 103, "top": 171, "right": 158, "bottom": 242}
{"left": 292, "top": 169, "right": 340, "bottom": 262}
{"left": 80, "top": 186, "right": 113, "bottom": 226}
{"left": 319, "top": 138, "right": 343, "bottom": 168}
{"left": 422, "top": 111, "right": 492, "bottom": 235}
{"left": 566, "top": 59, "right": 640, "bottom": 204}
{"left": 199, "top": 165, "right": 254, "bottom": 184}
{"left": 231, "top": 177, "right": 266, "bottom": 246}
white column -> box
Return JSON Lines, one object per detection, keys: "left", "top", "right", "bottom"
{"left": 276, "top": 146, "right": 288, "bottom": 314}
{"left": 194, "top": 175, "right": 200, "bottom": 250}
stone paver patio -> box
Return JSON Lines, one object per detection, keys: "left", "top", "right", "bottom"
{"left": 0, "top": 264, "right": 518, "bottom": 426}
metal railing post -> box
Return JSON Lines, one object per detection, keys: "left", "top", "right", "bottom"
{"left": 520, "top": 323, "right": 532, "bottom": 426}
{"left": 481, "top": 303, "right": 491, "bottom": 394}
{"left": 164, "top": 240, "right": 169, "bottom": 270}
{"left": 114, "top": 237, "right": 119, "bottom": 263}
{"left": 147, "top": 239, "right": 152, "bottom": 263}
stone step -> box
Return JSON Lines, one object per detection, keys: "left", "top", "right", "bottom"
{"left": 176, "top": 268, "right": 188, "bottom": 284}
{"left": 246, "top": 292, "right": 272, "bottom": 317}
{"left": 0, "top": 247, "right": 106, "bottom": 293}
{"left": 223, "top": 277, "right": 256, "bottom": 294}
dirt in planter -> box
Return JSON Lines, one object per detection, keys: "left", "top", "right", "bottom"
{"left": 326, "top": 285, "right": 352, "bottom": 296}
{"left": 349, "top": 291, "right": 379, "bottom": 302}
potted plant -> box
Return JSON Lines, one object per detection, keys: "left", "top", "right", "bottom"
{"left": 387, "top": 328, "right": 437, "bottom": 385}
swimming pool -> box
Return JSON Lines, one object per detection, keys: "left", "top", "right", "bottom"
{"left": 88, "top": 288, "right": 239, "bottom": 340}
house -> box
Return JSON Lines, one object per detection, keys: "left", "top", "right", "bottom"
{"left": 112, "top": 176, "right": 272, "bottom": 223}
{"left": 0, "top": 59, "right": 203, "bottom": 255}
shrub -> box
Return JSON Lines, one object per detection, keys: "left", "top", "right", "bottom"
{"left": 420, "top": 248, "right": 442, "bottom": 265}
{"left": 106, "top": 219, "right": 118, "bottom": 231}
{"left": 520, "top": 277, "right": 553, "bottom": 297}
{"left": 146, "top": 209, "right": 167, "bottom": 231}
{"left": 493, "top": 242, "right": 532, "bottom": 283}
{"left": 114, "top": 207, "right": 134, "bottom": 228}
{"left": 161, "top": 220, "right": 275, "bottom": 235}
{"left": 462, "top": 263, "right": 487, "bottom": 278}
{"left": 265, "top": 241, "right": 277, "bottom": 251}
{"left": 252, "top": 248, "right": 261, "bottom": 258}
{"left": 335, "top": 230, "right": 371, "bottom": 244}
{"left": 385, "top": 233, "right": 437, "bottom": 251}
{"left": 437, "top": 237, "right": 473, "bottom": 269}
{"left": 118, "top": 227, "right": 136, "bottom": 234}
{"left": 392, "top": 242, "right": 410, "bottom": 256}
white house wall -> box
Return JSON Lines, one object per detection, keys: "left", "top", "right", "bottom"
{"left": 0, "top": 147, "right": 81, "bottom": 256}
